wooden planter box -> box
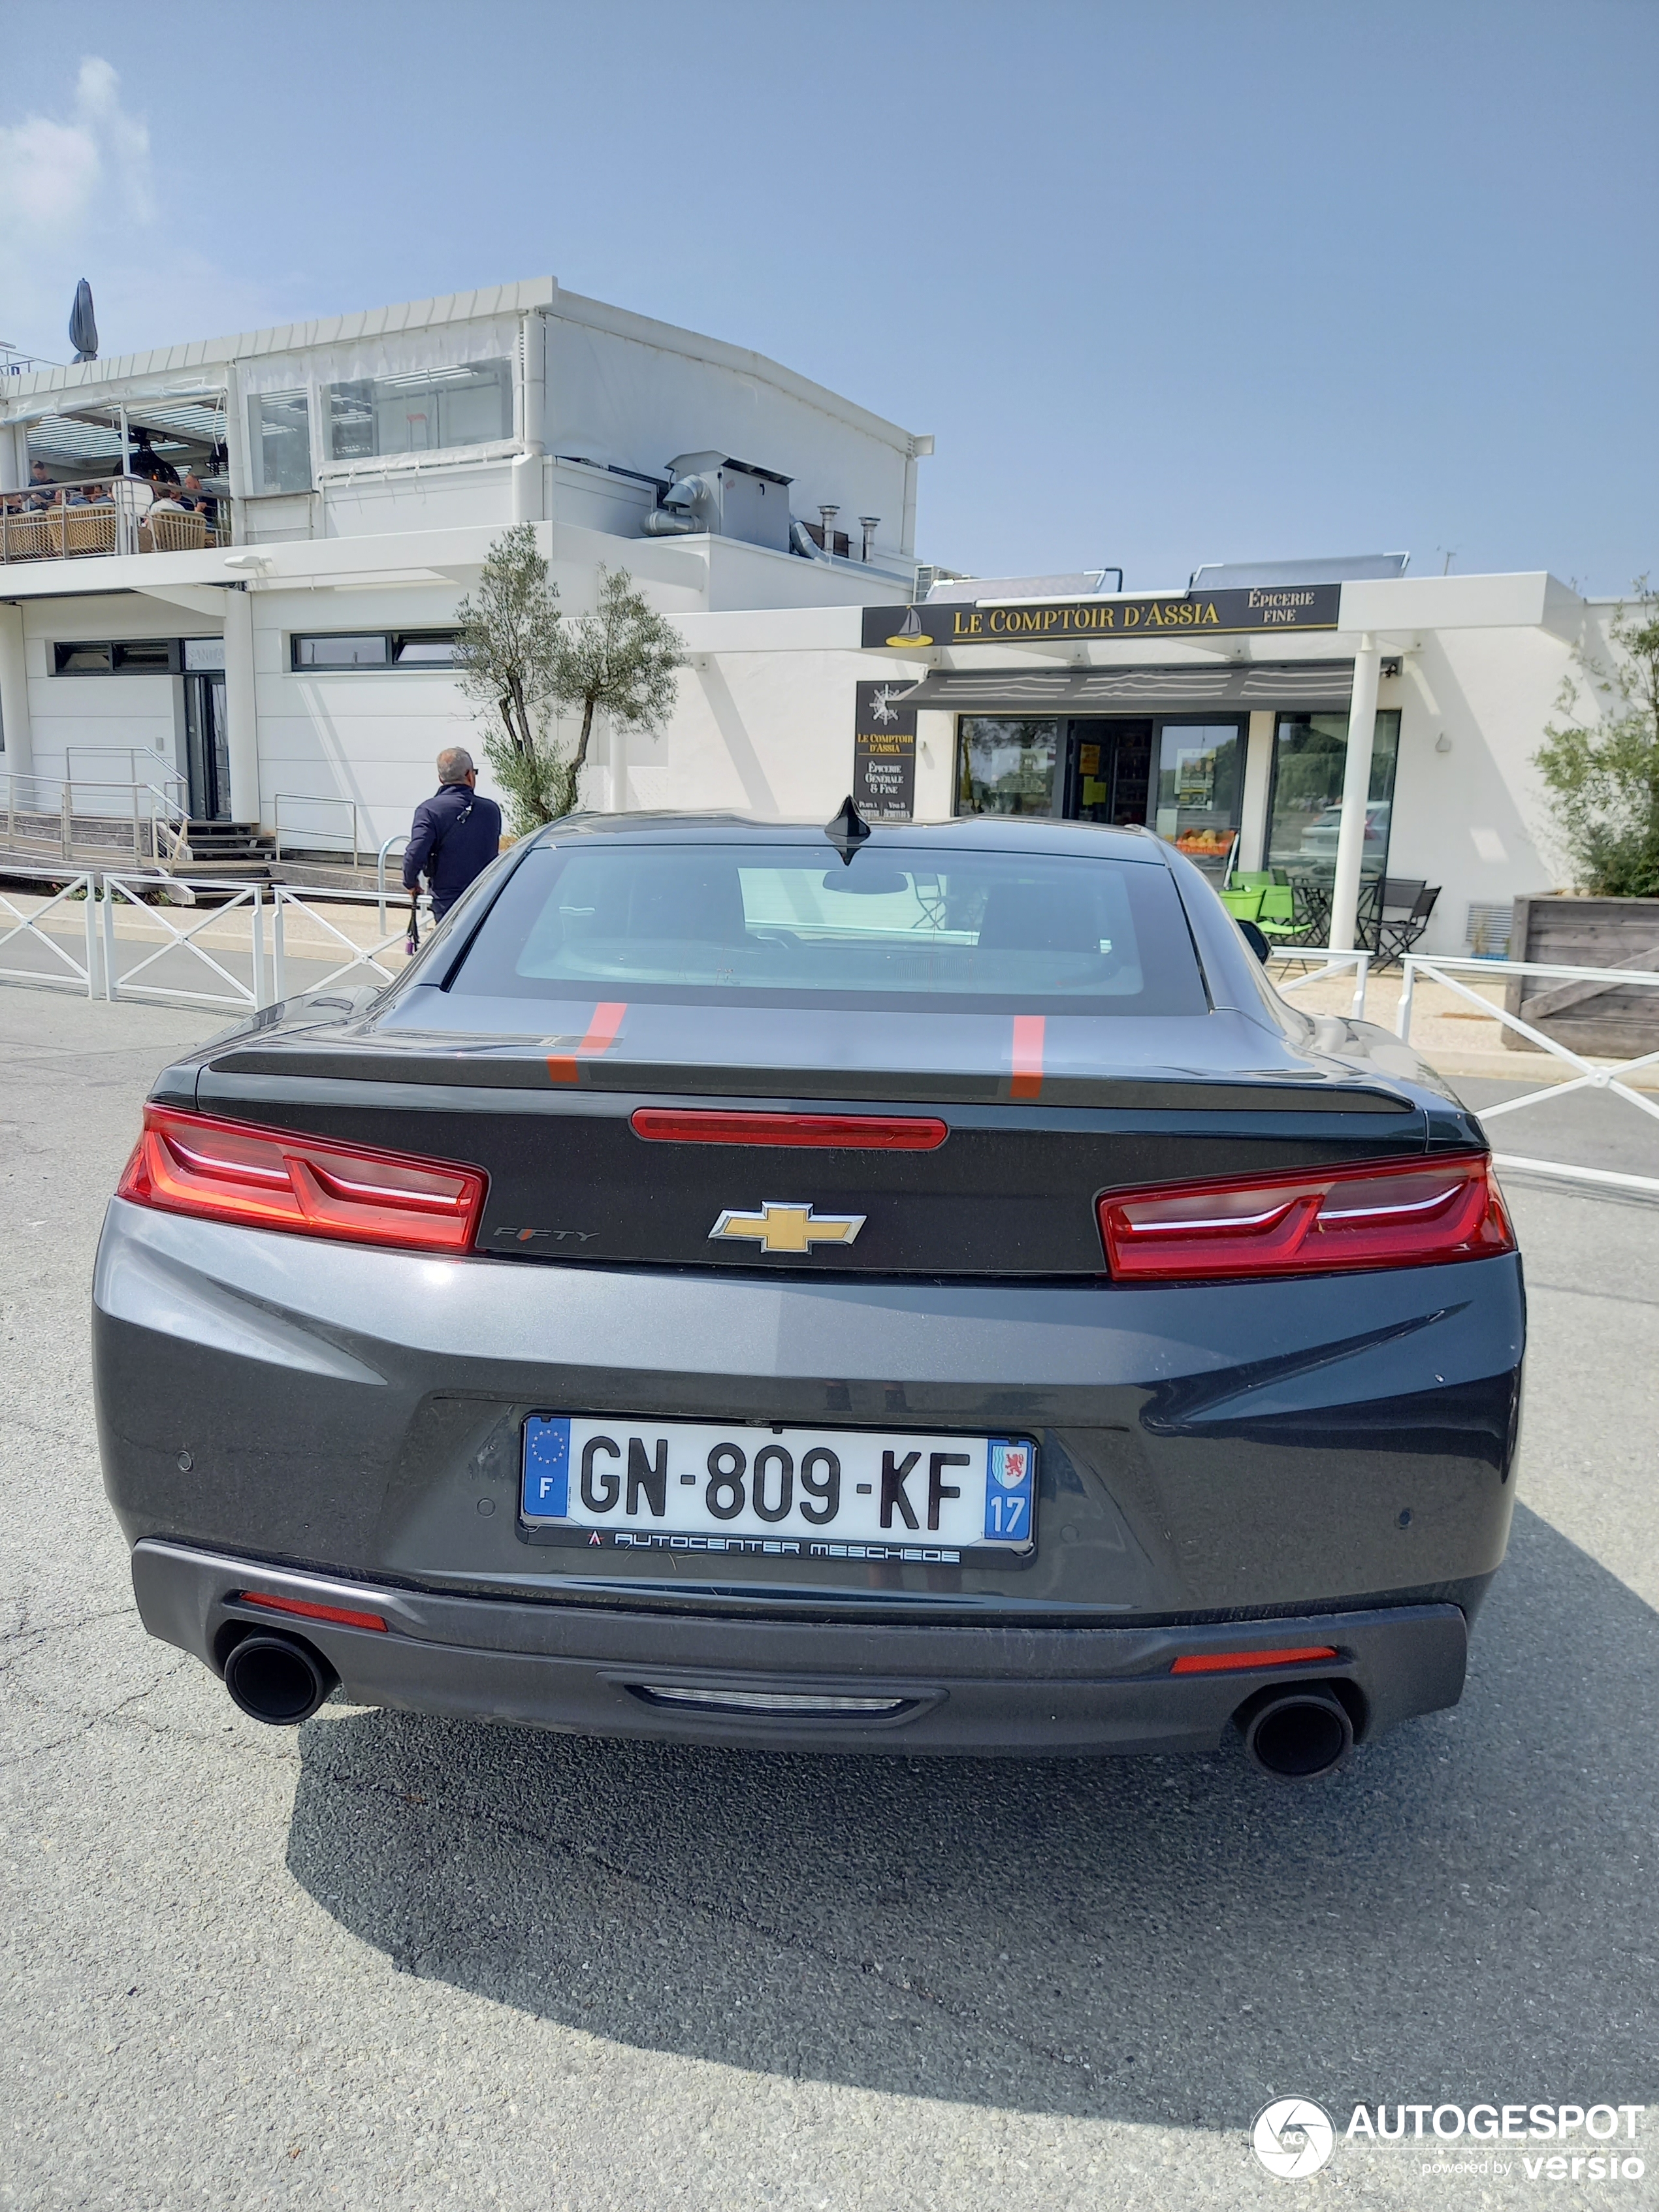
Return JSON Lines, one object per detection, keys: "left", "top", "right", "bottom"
{"left": 1505, "top": 895, "right": 1659, "bottom": 1057}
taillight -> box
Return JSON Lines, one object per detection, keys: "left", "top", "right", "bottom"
{"left": 117, "top": 1106, "right": 487, "bottom": 1254}
{"left": 1098, "top": 1152, "right": 1513, "bottom": 1281}
{"left": 630, "top": 1108, "right": 948, "bottom": 1150}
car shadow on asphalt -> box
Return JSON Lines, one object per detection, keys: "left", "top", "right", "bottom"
{"left": 284, "top": 1504, "right": 1657, "bottom": 2125}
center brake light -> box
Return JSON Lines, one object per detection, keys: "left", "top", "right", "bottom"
{"left": 1098, "top": 1152, "right": 1513, "bottom": 1281}
{"left": 630, "top": 1108, "right": 947, "bottom": 1150}
{"left": 118, "top": 1107, "right": 487, "bottom": 1254}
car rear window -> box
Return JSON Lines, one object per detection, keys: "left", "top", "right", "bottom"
{"left": 447, "top": 841, "right": 1208, "bottom": 1014}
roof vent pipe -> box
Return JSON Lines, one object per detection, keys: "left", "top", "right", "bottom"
{"left": 643, "top": 472, "right": 711, "bottom": 537}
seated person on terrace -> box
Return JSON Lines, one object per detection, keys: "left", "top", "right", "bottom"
{"left": 178, "top": 470, "right": 217, "bottom": 521}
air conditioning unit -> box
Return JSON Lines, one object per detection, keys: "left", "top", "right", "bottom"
{"left": 643, "top": 453, "right": 794, "bottom": 552}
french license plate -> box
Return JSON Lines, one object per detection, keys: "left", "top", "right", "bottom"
{"left": 521, "top": 1415, "right": 1037, "bottom": 1565}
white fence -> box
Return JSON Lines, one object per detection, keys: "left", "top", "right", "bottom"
{"left": 1396, "top": 954, "right": 1659, "bottom": 1196}
{"left": 0, "top": 867, "right": 427, "bottom": 1008}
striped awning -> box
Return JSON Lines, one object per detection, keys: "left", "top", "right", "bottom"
{"left": 890, "top": 660, "right": 1355, "bottom": 713}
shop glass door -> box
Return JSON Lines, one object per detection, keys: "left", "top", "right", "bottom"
{"left": 1153, "top": 721, "right": 1243, "bottom": 878}
{"left": 1066, "top": 720, "right": 1152, "bottom": 826}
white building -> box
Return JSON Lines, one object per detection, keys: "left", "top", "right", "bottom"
{"left": 0, "top": 276, "right": 1624, "bottom": 956}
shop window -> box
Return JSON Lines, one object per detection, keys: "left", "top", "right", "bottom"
{"left": 1153, "top": 722, "right": 1243, "bottom": 878}
{"left": 184, "top": 638, "right": 226, "bottom": 672}
{"left": 1267, "top": 711, "right": 1401, "bottom": 884}
{"left": 324, "top": 360, "right": 513, "bottom": 462}
{"left": 955, "top": 717, "right": 1060, "bottom": 816}
{"left": 246, "top": 391, "right": 313, "bottom": 494}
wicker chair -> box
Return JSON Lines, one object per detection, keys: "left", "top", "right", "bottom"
{"left": 144, "top": 508, "right": 209, "bottom": 553}
{"left": 60, "top": 506, "right": 118, "bottom": 557}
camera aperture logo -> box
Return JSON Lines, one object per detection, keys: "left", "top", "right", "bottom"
{"left": 1253, "top": 2098, "right": 1335, "bottom": 2179}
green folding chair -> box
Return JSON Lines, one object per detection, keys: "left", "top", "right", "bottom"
{"left": 1218, "top": 886, "right": 1265, "bottom": 923}
{"left": 1255, "top": 884, "right": 1300, "bottom": 941}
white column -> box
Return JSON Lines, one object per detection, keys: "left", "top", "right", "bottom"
{"left": 1237, "top": 710, "right": 1276, "bottom": 871}
{"left": 1329, "top": 634, "right": 1381, "bottom": 952}
{"left": 222, "top": 587, "right": 261, "bottom": 825}
{"left": 512, "top": 311, "right": 545, "bottom": 525}
{"left": 0, "top": 603, "right": 33, "bottom": 780}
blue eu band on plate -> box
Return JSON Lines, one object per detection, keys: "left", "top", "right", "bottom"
{"left": 521, "top": 1415, "right": 1037, "bottom": 1565}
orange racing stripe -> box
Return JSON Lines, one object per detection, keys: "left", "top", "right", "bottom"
{"left": 547, "top": 1001, "right": 628, "bottom": 1085}
{"left": 1010, "top": 1014, "right": 1045, "bottom": 1101}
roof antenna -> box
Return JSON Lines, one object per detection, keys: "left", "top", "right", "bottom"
{"left": 824, "top": 793, "right": 872, "bottom": 865}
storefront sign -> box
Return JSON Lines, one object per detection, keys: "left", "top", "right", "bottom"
{"left": 852, "top": 680, "right": 918, "bottom": 820}
{"left": 862, "top": 583, "right": 1341, "bottom": 649}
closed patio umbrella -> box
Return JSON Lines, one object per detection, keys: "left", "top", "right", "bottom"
{"left": 69, "top": 280, "right": 98, "bottom": 362}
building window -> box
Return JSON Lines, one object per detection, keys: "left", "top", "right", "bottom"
{"left": 956, "top": 717, "right": 1061, "bottom": 816}
{"left": 291, "top": 630, "right": 460, "bottom": 671}
{"left": 53, "top": 639, "right": 192, "bottom": 675}
{"left": 183, "top": 637, "right": 226, "bottom": 672}
{"left": 324, "top": 360, "right": 513, "bottom": 463}
{"left": 246, "top": 391, "right": 312, "bottom": 494}
{"left": 113, "top": 639, "right": 178, "bottom": 672}
{"left": 1266, "top": 710, "right": 1402, "bottom": 883}
{"left": 53, "top": 641, "right": 114, "bottom": 674}
{"left": 1153, "top": 720, "right": 1244, "bottom": 878}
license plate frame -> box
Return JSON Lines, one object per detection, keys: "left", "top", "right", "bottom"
{"left": 519, "top": 1413, "right": 1037, "bottom": 1567}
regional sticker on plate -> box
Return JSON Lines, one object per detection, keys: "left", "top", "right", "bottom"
{"left": 521, "top": 1415, "right": 1037, "bottom": 1565}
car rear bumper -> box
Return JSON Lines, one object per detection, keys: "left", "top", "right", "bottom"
{"left": 131, "top": 1538, "right": 1470, "bottom": 1757}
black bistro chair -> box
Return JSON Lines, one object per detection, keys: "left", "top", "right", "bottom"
{"left": 1362, "top": 878, "right": 1440, "bottom": 969}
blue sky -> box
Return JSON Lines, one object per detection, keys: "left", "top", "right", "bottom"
{"left": 3, "top": 1, "right": 1654, "bottom": 592}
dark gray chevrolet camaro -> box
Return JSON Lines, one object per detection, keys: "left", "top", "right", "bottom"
{"left": 95, "top": 810, "right": 1524, "bottom": 1779}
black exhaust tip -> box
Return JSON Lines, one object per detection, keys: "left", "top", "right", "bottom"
{"left": 1241, "top": 1686, "right": 1355, "bottom": 1782}
{"left": 223, "top": 1631, "right": 334, "bottom": 1725}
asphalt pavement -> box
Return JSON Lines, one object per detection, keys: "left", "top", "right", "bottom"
{"left": 2, "top": 989, "right": 1655, "bottom": 2211}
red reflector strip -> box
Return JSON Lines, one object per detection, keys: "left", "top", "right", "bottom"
{"left": 116, "top": 1107, "right": 487, "bottom": 1255}
{"left": 1098, "top": 1152, "right": 1513, "bottom": 1281}
{"left": 547, "top": 1000, "right": 627, "bottom": 1085}
{"left": 1170, "top": 1645, "right": 1338, "bottom": 1676}
{"left": 1010, "top": 1014, "right": 1045, "bottom": 1102}
{"left": 240, "top": 1591, "right": 388, "bottom": 1633}
{"left": 630, "top": 1108, "right": 948, "bottom": 1150}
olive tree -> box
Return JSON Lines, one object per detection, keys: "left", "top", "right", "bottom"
{"left": 451, "top": 523, "right": 575, "bottom": 831}
{"left": 555, "top": 563, "right": 685, "bottom": 795}
{"left": 1534, "top": 579, "right": 1659, "bottom": 897}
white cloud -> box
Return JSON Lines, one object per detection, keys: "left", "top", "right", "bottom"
{"left": 0, "top": 56, "right": 281, "bottom": 364}
{"left": 0, "top": 57, "right": 155, "bottom": 355}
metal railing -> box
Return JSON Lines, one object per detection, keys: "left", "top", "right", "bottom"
{"left": 91, "top": 874, "right": 426, "bottom": 1010}
{"left": 3, "top": 770, "right": 193, "bottom": 869}
{"left": 103, "top": 876, "right": 267, "bottom": 1010}
{"left": 377, "top": 833, "right": 409, "bottom": 933}
{"left": 0, "top": 868, "right": 99, "bottom": 997}
{"left": 274, "top": 793, "right": 361, "bottom": 861}
{"left": 0, "top": 478, "right": 227, "bottom": 562}
{"left": 1396, "top": 954, "right": 1659, "bottom": 1195}
{"left": 1266, "top": 948, "right": 1372, "bottom": 1019}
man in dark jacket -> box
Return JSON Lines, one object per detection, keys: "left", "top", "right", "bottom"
{"left": 403, "top": 748, "right": 504, "bottom": 921}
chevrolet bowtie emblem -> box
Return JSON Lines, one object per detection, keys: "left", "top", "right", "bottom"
{"left": 709, "top": 1200, "right": 866, "bottom": 1255}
